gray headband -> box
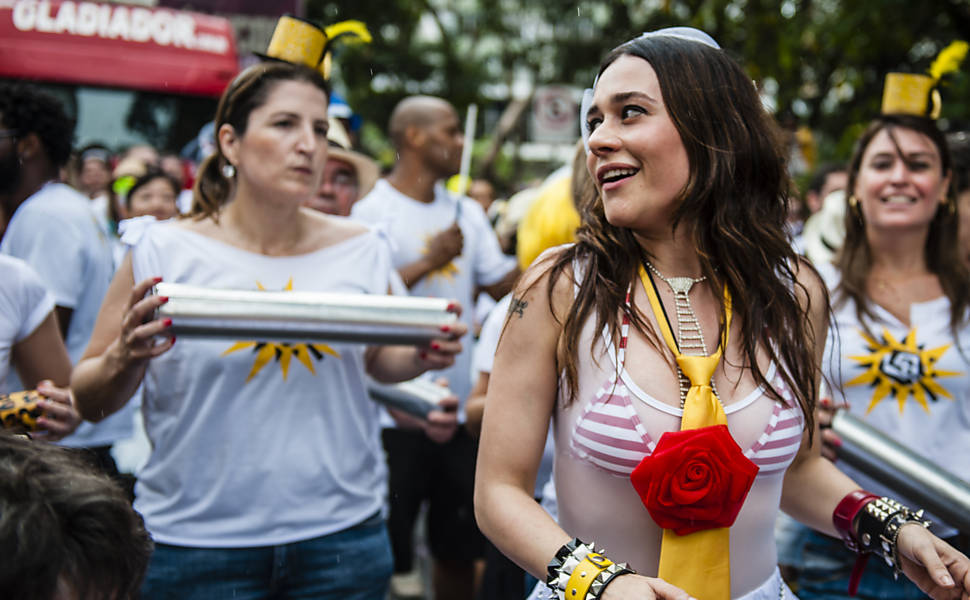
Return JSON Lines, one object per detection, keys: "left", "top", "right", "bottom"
{"left": 581, "top": 27, "right": 721, "bottom": 153}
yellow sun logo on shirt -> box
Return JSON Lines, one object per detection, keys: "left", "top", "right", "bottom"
{"left": 421, "top": 234, "right": 460, "bottom": 282}
{"left": 846, "top": 327, "right": 962, "bottom": 414}
{"left": 222, "top": 279, "right": 340, "bottom": 382}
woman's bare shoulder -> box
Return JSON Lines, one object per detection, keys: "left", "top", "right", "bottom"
{"left": 516, "top": 244, "right": 577, "bottom": 319}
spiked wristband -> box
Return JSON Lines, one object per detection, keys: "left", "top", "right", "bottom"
{"left": 833, "top": 492, "right": 931, "bottom": 595}
{"left": 833, "top": 490, "right": 879, "bottom": 551}
{"left": 546, "top": 538, "right": 635, "bottom": 600}
{"left": 854, "top": 496, "right": 931, "bottom": 574}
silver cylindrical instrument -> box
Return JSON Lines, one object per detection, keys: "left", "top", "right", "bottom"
{"left": 368, "top": 378, "right": 454, "bottom": 420}
{"left": 154, "top": 282, "right": 457, "bottom": 345}
{"left": 832, "top": 409, "right": 970, "bottom": 533}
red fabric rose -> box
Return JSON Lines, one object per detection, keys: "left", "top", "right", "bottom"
{"left": 630, "top": 424, "right": 758, "bottom": 536}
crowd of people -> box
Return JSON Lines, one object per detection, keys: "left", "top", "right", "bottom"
{"left": 0, "top": 17, "right": 969, "bottom": 600}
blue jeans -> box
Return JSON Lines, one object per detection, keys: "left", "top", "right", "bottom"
{"left": 795, "top": 530, "right": 924, "bottom": 600}
{"left": 141, "top": 513, "right": 392, "bottom": 599}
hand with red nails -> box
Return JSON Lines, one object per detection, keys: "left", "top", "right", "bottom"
{"left": 364, "top": 300, "right": 467, "bottom": 385}
{"left": 114, "top": 277, "right": 176, "bottom": 365}
{"left": 32, "top": 380, "right": 82, "bottom": 441}
{"left": 71, "top": 272, "right": 176, "bottom": 422}
{"left": 817, "top": 396, "right": 846, "bottom": 462}
{"left": 414, "top": 300, "right": 466, "bottom": 371}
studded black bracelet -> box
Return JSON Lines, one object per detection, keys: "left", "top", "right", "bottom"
{"left": 854, "top": 496, "right": 931, "bottom": 575}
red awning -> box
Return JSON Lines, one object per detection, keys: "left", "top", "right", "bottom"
{"left": 0, "top": 0, "right": 239, "bottom": 97}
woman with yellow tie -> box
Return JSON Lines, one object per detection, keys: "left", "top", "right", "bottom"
{"left": 474, "top": 28, "right": 970, "bottom": 600}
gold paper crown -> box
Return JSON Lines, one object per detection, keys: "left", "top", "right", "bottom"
{"left": 259, "top": 15, "right": 372, "bottom": 80}
{"left": 881, "top": 40, "right": 968, "bottom": 119}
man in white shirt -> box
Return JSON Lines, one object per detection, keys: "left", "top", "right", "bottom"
{"left": 352, "top": 96, "right": 517, "bottom": 600}
{"left": 0, "top": 82, "right": 130, "bottom": 478}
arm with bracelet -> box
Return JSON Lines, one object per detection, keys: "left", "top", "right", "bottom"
{"left": 778, "top": 262, "right": 970, "bottom": 598}
{"left": 475, "top": 257, "right": 692, "bottom": 600}
{"left": 781, "top": 414, "right": 970, "bottom": 598}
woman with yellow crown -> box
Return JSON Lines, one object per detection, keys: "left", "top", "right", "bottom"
{"left": 474, "top": 28, "right": 970, "bottom": 600}
{"left": 70, "top": 16, "right": 463, "bottom": 600}
{"left": 788, "top": 42, "right": 970, "bottom": 600}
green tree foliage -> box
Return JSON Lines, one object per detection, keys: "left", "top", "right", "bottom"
{"left": 309, "top": 0, "right": 970, "bottom": 170}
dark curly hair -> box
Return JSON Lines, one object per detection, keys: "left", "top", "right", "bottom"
{"left": 0, "top": 431, "right": 153, "bottom": 600}
{"left": 0, "top": 82, "right": 75, "bottom": 169}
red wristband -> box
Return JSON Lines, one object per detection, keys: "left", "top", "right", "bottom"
{"left": 833, "top": 490, "right": 879, "bottom": 550}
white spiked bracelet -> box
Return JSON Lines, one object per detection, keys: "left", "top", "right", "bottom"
{"left": 546, "top": 538, "right": 635, "bottom": 600}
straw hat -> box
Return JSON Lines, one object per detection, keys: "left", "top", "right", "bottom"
{"left": 327, "top": 117, "right": 378, "bottom": 196}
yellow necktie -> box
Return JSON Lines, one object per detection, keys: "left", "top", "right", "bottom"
{"left": 640, "top": 266, "right": 733, "bottom": 600}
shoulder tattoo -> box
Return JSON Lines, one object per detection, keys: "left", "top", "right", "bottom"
{"left": 509, "top": 296, "right": 528, "bottom": 318}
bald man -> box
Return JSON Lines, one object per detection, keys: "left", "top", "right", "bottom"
{"left": 351, "top": 96, "right": 518, "bottom": 600}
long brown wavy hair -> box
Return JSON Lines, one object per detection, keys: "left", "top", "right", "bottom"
{"left": 542, "top": 35, "right": 821, "bottom": 436}
{"left": 190, "top": 62, "right": 330, "bottom": 220}
{"left": 835, "top": 114, "right": 970, "bottom": 335}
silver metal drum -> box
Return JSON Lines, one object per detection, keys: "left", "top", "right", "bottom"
{"left": 154, "top": 282, "right": 457, "bottom": 345}
{"left": 368, "top": 378, "right": 454, "bottom": 419}
{"left": 832, "top": 409, "right": 970, "bottom": 533}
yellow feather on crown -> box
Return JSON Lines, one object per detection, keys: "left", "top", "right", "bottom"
{"left": 324, "top": 20, "right": 373, "bottom": 46}
{"left": 319, "top": 20, "right": 372, "bottom": 79}
{"left": 929, "top": 40, "right": 969, "bottom": 81}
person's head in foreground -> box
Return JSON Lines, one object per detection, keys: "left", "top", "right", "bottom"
{"left": 0, "top": 431, "right": 152, "bottom": 600}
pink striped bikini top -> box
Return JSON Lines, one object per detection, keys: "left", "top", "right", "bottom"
{"left": 569, "top": 311, "right": 804, "bottom": 478}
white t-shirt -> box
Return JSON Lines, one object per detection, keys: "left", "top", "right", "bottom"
{"left": 472, "top": 294, "right": 511, "bottom": 377}
{"left": 0, "top": 256, "right": 56, "bottom": 393}
{"left": 128, "top": 220, "right": 395, "bottom": 547}
{"left": 0, "top": 181, "right": 132, "bottom": 447}
{"left": 352, "top": 179, "right": 516, "bottom": 411}
{"left": 819, "top": 264, "right": 970, "bottom": 536}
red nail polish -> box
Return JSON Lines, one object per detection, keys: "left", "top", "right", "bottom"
{"left": 153, "top": 277, "right": 163, "bottom": 283}
{"left": 440, "top": 325, "right": 451, "bottom": 333}
{"left": 446, "top": 303, "right": 458, "bottom": 312}
{"left": 170, "top": 336, "right": 176, "bottom": 345}
{"left": 831, "top": 436, "right": 842, "bottom": 448}
{"left": 431, "top": 342, "right": 440, "bottom": 350}
{"left": 419, "top": 351, "right": 428, "bottom": 360}
{"left": 163, "top": 318, "right": 173, "bottom": 327}
{"left": 159, "top": 296, "right": 169, "bottom": 303}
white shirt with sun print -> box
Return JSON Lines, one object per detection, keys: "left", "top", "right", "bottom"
{"left": 819, "top": 263, "right": 970, "bottom": 536}
{"left": 126, "top": 219, "right": 395, "bottom": 547}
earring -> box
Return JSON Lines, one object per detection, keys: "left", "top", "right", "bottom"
{"left": 222, "top": 163, "right": 236, "bottom": 178}
{"left": 847, "top": 194, "right": 864, "bottom": 222}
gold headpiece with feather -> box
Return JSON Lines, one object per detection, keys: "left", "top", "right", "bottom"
{"left": 258, "top": 15, "right": 371, "bottom": 80}
{"left": 882, "top": 40, "right": 968, "bottom": 119}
